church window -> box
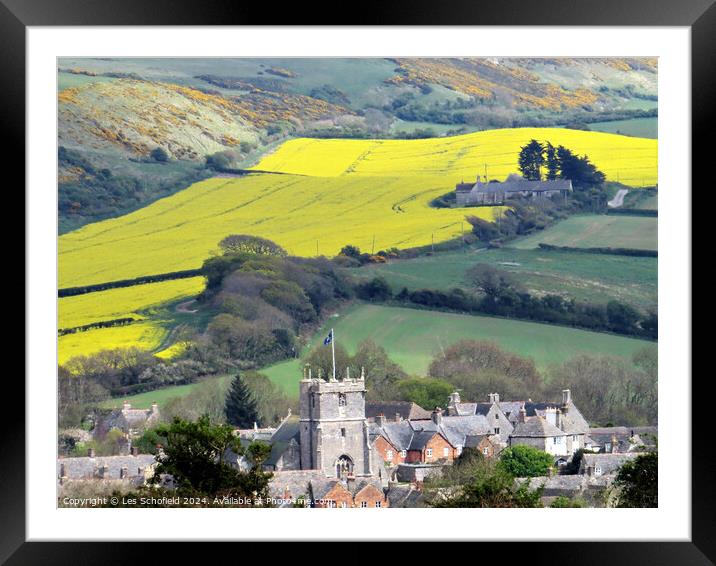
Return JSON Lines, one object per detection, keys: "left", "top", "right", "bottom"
{"left": 338, "top": 393, "right": 347, "bottom": 407}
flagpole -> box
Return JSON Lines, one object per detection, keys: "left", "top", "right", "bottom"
{"left": 331, "top": 328, "right": 336, "bottom": 380}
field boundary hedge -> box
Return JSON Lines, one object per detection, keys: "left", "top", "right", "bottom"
{"left": 607, "top": 209, "right": 658, "bottom": 217}
{"left": 536, "top": 243, "right": 657, "bottom": 257}
{"left": 59, "top": 269, "right": 203, "bottom": 297}
{"left": 58, "top": 317, "right": 137, "bottom": 336}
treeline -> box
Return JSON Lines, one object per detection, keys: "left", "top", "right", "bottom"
{"left": 355, "top": 266, "right": 657, "bottom": 340}
{"left": 58, "top": 317, "right": 136, "bottom": 336}
{"left": 58, "top": 269, "right": 202, "bottom": 297}
{"left": 537, "top": 243, "right": 657, "bottom": 257}
{"left": 606, "top": 209, "right": 658, "bottom": 217}
{"left": 59, "top": 147, "right": 210, "bottom": 233}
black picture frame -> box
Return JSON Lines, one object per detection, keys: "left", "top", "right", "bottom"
{"left": 8, "top": 0, "right": 710, "bottom": 562}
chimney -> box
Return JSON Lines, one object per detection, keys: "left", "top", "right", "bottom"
{"left": 488, "top": 393, "right": 500, "bottom": 404}
{"left": 395, "top": 412, "right": 402, "bottom": 422}
{"left": 346, "top": 475, "right": 356, "bottom": 493}
{"left": 432, "top": 408, "right": 443, "bottom": 426}
{"left": 151, "top": 402, "right": 159, "bottom": 414}
{"left": 449, "top": 391, "right": 461, "bottom": 405}
{"left": 376, "top": 414, "right": 386, "bottom": 427}
{"left": 87, "top": 448, "right": 95, "bottom": 458}
{"left": 131, "top": 446, "right": 139, "bottom": 456}
{"left": 518, "top": 406, "right": 527, "bottom": 423}
{"left": 562, "top": 389, "right": 571, "bottom": 406}
{"left": 556, "top": 408, "right": 562, "bottom": 430}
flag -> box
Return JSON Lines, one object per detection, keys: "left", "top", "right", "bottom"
{"left": 323, "top": 330, "right": 333, "bottom": 345}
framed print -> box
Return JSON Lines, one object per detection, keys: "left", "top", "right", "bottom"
{"left": 8, "top": 0, "right": 711, "bottom": 561}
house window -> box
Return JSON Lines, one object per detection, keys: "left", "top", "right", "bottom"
{"left": 328, "top": 500, "right": 336, "bottom": 508}
{"left": 361, "top": 501, "right": 368, "bottom": 508}
{"left": 483, "top": 447, "right": 489, "bottom": 455}
{"left": 375, "top": 501, "right": 382, "bottom": 508}
{"left": 400, "top": 450, "right": 406, "bottom": 458}
{"left": 386, "top": 450, "right": 393, "bottom": 461}
{"left": 595, "top": 466, "right": 603, "bottom": 476}
{"left": 338, "top": 393, "right": 347, "bottom": 407}
{"left": 426, "top": 448, "right": 433, "bottom": 458}
{"left": 443, "top": 447, "right": 449, "bottom": 457}
{"left": 495, "top": 414, "right": 499, "bottom": 420}
{"left": 340, "top": 502, "right": 347, "bottom": 508}
{"left": 494, "top": 427, "right": 500, "bottom": 435}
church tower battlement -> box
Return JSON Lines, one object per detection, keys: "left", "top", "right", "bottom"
{"left": 299, "top": 366, "right": 373, "bottom": 479}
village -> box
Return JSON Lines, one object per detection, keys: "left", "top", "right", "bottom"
{"left": 57, "top": 364, "right": 656, "bottom": 508}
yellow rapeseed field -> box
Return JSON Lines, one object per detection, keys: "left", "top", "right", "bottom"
{"left": 253, "top": 128, "right": 657, "bottom": 186}
{"left": 59, "top": 174, "right": 502, "bottom": 287}
{"left": 58, "top": 127, "right": 657, "bottom": 362}
{"left": 58, "top": 321, "right": 167, "bottom": 365}
{"left": 59, "top": 277, "right": 205, "bottom": 329}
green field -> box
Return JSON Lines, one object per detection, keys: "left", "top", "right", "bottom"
{"left": 257, "top": 303, "right": 655, "bottom": 397}
{"left": 354, "top": 247, "right": 657, "bottom": 311}
{"left": 623, "top": 190, "right": 658, "bottom": 210}
{"left": 588, "top": 117, "right": 657, "bottom": 139}
{"left": 99, "top": 375, "right": 232, "bottom": 410}
{"left": 512, "top": 215, "right": 657, "bottom": 251}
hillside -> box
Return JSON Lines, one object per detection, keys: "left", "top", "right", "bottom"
{"left": 57, "top": 57, "right": 657, "bottom": 230}
{"left": 252, "top": 128, "right": 657, "bottom": 186}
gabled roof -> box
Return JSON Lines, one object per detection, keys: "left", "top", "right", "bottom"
{"left": 264, "top": 415, "right": 301, "bottom": 467}
{"left": 58, "top": 454, "right": 156, "bottom": 480}
{"left": 366, "top": 401, "right": 431, "bottom": 421}
{"left": 471, "top": 179, "right": 573, "bottom": 194}
{"left": 268, "top": 470, "right": 326, "bottom": 501}
{"left": 511, "top": 416, "right": 566, "bottom": 438}
{"left": 580, "top": 453, "right": 639, "bottom": 474}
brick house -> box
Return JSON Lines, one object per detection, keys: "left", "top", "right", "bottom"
{"left": 373, "top": 434, "right": 404, "bottom": 467}
{"left": 464, "top": 434, "right": 497, "bottom": 458}
{"left": 406, "top": 430, "right": 455, "bottom": 464}
{"left": 310, "top": 479, "right": 389, "bottom": 508}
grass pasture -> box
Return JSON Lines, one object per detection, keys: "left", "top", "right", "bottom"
{"left": 511, "top": 215, "right": 657, "bottom": 251}
{"left": 354, "top": 247, "right": 657, "bottom": 311}
{"left": 588, "top": 117, "right": 658, "bottom": 140}
{"left": 258, "top": 303, "right": 655, "bottom": 397}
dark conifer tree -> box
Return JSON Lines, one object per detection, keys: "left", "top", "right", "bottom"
{"left": 225, "top": 373, "right": 259, "bottom": 428}
{"left": 517, "top": 139, "right": 545, "bottom": 181}
{"left": 545, "top": 142, "right": 560, "bottom": 180}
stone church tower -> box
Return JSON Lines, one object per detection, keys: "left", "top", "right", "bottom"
{"left": 299, "top": 367, "right": 374, "bottom": 479}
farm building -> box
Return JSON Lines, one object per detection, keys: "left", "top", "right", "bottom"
{"left": 455, "top": 178, "right": 573, "bottom": 205}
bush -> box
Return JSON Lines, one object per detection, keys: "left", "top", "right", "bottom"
{"left": 498, "top": 445, "right": 554, "bottom": 478}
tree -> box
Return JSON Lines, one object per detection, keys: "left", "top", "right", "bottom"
{"left": 150, "top": 415, "right": 272, "bottom": 498}
{"left": 426, "top": 456, "right": 543, "bottom": 508}
{"left": 518, "top": 139, "right": 545, "bottom": 181}
{"left": 218, "top": 235, "right": 287, "bottom": 257}
{"left": 352, "top": 339, "right": 407, "bottom": 400}
{"left": 466, "top": 264, "right": 520, "bottom": 298}
{"left": 499, "top": 445, "right": 554, "bottom": 477}
{"left": 612, "top": 451, "right": 657, "bottom": 507}
{"left": 303, "top": 342, "right": 354, "bottom": 381}
{"left": 205, "top": 151, "right": 232, "bottom": 171}
{"left": 556, "top": 145, "right": 606, "bottom": 189}
{"left": 356, "top": 277, "right": 392, "bottom": 301}
{"left": 606, "top": 300, "right": 641, "bottom": 335}
{"left": 545, "top": 142, "right": 559, "bottom": 180}
{"left": 397, "top": 377, "right": 453, "bottom": 410}
{"left": 150, "top": 147, "right": 169, "bottom": 162}
{"left": 225, "top": 374, "right": 259, "bottom": 428}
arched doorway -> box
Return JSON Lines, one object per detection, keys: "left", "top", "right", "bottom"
{"left": 335, "top": 455, "right": 354, "bottom": 478}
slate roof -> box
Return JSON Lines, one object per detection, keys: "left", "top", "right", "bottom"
{"left": 386, "top": 485, "right": 425, "bottom": 508}
{"left": 580, "top": 453, "right": 639, "bottom": 475}
{"left": 408, "top": 430, "right": 441, "bottom": 451}
{"left": 471, "top": 179, "right": 573, "bottom": 194}
{"left": 264, "top": 415, "right": 301, "bottom": 467}
{"left": 450, "top": 402, "right": 478, "bottom": 416}
{"left": 464, "top": 434, "right": 492, "bottom": 448}
{"left": 366, "top": 401, "right": 431, "bottom": 421}
{"left": 267, "top": 470, "right": 326, "bottom": 502}
{"left": 500, "top": 400, "right": 589, "bottom": 435}
{"left": 511, "top": 416, "right": 567, "bottom": 438}
{"left": 57, "top": 454, "right": 156, "bottom": 480}
{"left": 380, "top": 421, "right": 415, "bottom": 451}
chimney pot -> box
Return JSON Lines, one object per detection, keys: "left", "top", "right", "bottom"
{"left": 376, "top": 414, "right": 386, "bottom": 427}
{"left": 562, "top": 389, "right": 571, "bottom": 406}
{"left": 518, "top": 406, "right": 527, "bottom": 423}
{"left": 432, "top": 408, "right": 443, "bottom": 426}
